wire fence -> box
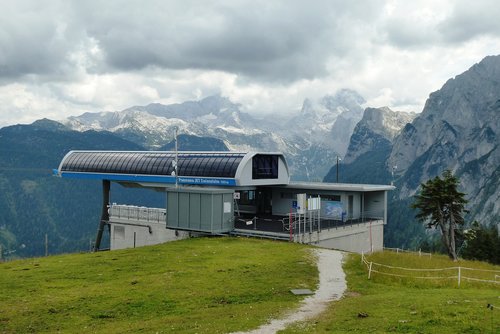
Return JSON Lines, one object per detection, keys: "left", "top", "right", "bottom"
{"left": 361, "top": 252, "right": 500, "bottom": 286}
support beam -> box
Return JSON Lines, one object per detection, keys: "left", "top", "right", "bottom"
{"left": 93, "top": 180, "right": 110, "bottom": 252}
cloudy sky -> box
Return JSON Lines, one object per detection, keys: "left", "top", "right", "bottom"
{"left": 1, "top": 0, "right": 500, "bottom": 127}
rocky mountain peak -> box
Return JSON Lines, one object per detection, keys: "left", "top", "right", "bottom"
{"left": 300, "top": 98, "right": 315, "bottom": 115}
{"left": 420, "top": 55, "right": 500, "bottom": 132}
{"left": 198, "top": 94, "right": 240, "bottom": 114}
{"left": 321, "top": 89, "right": 366, "bottom": 113}
{"left": 390, "top": 55, "right": 500, "bottom": 173}
{"left": 362, "top": 107, "right": 416, "bottom": 139}
{"left": 388, "top": 55, "right": 500, "bottom": 222}
{"left": 343, "top": 107, "right": 414, "bottom": 164}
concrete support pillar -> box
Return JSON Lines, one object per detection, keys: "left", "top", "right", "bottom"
{"left": 93, "top": 180, "right": 110, "bottom": 252}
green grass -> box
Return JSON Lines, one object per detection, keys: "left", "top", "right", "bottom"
{"left": 3, "top": 240, "right": 499, "bottom": 334}
{"left": 0, "top": 237, "right": 317, "bottom": 333}
{"left": 281, "top": 251, "right": 500, "bottom": 334}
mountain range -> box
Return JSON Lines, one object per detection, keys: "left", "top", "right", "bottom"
{"left": 389, "top": 56, "right": 499, "bottom": 224}
{"left": 62, "top": 90, "right": 366, "bottom": 181}
{"left": 329, "top": 55, "right": 500, "bottom": 247}
{"left": 1, "top": 55, "right": 499, "bottom": 257}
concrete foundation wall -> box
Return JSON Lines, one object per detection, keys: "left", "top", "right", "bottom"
{"left": 299, "top": 220, "right": 384, "bottom": 253}
{"left": 110, "top": 219, "right": 189, "bottom": 250}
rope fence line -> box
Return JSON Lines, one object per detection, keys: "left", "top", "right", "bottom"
{"left": 383, "top": 247, "right": 432, "bottom": 258}
{"left": 370, "top": 262, "right": 457, "bottom": 272}
{"left": 463, "top": 277, "right": 500, "bottom": 284}
{"left": 361, "top": 252, "right": 500, "bottom": 286}
{"left": 369, "top": 270, "right": 457, "bottom": 280}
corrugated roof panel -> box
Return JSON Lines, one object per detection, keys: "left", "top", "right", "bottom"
{"left": 59, "top": 151, "right": 246, "bottom": 178}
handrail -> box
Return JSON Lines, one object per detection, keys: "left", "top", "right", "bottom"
{"left": 282, "top": 213, "right": 383, "bottom": 232}
{"left": 109, "top": 204, "right": 166, "bottom": 223}
{"left": 103, "top": 220, "right": 153, "bottom": 234}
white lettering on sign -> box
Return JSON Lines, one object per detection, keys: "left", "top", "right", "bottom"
{"left": 177, "top": 177, "right": 235, "bottom": 185}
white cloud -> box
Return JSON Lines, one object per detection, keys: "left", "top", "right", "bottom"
{"left": 0, "top": 0, "right": 500, "bottom": 126}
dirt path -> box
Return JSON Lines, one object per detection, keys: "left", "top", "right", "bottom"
{"left": 232, "top": 248, "right": 346, "bottom": 334}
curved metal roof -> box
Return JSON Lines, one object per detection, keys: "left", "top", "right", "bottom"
{"left": 55, "top": 150, "right": 290, "bottom": 187}
{"left": 58, "top": 151, "right": 246, "bottom": 178}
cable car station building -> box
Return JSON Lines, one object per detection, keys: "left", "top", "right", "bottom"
{"left": 55, "top": 151, "right": 394, "bottom": 253}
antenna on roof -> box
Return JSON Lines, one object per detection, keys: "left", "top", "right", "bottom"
{"left": 173, "top": 127, "right": 179, "bottom": 188}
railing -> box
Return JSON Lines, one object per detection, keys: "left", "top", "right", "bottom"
{"left": 361, "top": 252, "right": 500, "bottom": 286}
{"left": 282, "top": 210, "right": 384, "bottom": 233}
{"left": 109, "top": 204, "right": 166, "bottom": 224}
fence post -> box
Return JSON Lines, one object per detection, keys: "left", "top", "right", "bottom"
{"left": 419, "top": 248, "right": 421, "bottom": 257}
{"left": 396, "top": 248, "right": 399, "bottom": 254}
{"left": 458, "top": 267, "right": 461, "bottom": 287}
{"left": 368, "top": 262, "right": 373, "bottom": 279}
{"left": 361, "top": 251, "right": 364, "bottom": 264}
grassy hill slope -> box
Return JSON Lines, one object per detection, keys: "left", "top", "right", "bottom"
{"left": 3, "top": 238, "right": 498, "bottom": 333}
{"left": 283, "top": 251, "right": 500, "bottom": 333}
{"left": 0, "top": 237, "right": 317, "bottom": 334}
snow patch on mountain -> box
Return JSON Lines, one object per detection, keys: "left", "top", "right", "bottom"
{"left": 62, "top": 92, "right": 367, "bottom": 180}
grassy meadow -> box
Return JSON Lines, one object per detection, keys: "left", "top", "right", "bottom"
{"left": 0, "top": 237, "right": 317, "bottom": 333}
{"left": 282, "top": 251, "right": 500, "bottom": 333}
{"left": 2, "top": 237, "right": 499, "bottom": 334}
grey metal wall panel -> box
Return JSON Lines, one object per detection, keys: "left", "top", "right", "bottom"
{"left": 190, "top": 193, "right": 201, "bottom": 230}
{"left": 166, "top": 188, "right": 234, "bottom": 233}
{"left": 212, "top": 195, "right": 223, "bottom": 232}
{"left": 179, "top": 192, "right": 190, "bottom": 228}
{"left": 200, "top": 193, "right": 213, "bottom": 231}
{"left": 167, "top": 192, "right": 179, "bottom": 228}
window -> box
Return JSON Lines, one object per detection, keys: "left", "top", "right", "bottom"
{"left": 252, "top": 155, "right": 278, "bottom": 179}
{"left": 239, "top": 190, "right": 256, "bottom": 205}
{"left": 322, "top": 195, "right": 341, "bottom": 202}
{"left": 309, "top": 194, "right": 341, "bottom": 201}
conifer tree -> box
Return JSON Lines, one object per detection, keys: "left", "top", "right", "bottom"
{"left": 411, "top": 170, "right": 468, "bottom": 261}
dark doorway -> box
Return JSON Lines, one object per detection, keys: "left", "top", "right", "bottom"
{"left": 257, "top": 188, "right": 273, "bottom": 214}
{"left": 348, "top": 195, "right": 354, "bottom": 219}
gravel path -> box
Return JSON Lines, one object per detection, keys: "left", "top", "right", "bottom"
{"left": 232, "top": 248, "right": 346, "bottom": 334}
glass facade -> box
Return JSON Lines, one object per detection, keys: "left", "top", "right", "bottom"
{"left": 252, "top": 154, "right": 279, "bottom": 179}
{"left": 61, "top": 152, "right": 245, "bottom": 178}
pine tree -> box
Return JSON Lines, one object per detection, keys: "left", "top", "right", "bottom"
{"left": 462, "top": 222, "right": 500, "bottom": 264}
{"left": 411, "top": 170, "right": 468, "bottom": 261}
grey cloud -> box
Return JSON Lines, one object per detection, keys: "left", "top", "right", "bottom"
{"left": 71, "top": 0, "right": 385, "bottom": 82}
{"left": 438, "top": 0, "right": 500, "bottom": 43}
{"left": 0, "top": 1, "right": 83, "bottom": 81}
{"left": 0, "top": 0, "right": 388, "bottom": 83}
{"left": 383, "top": 0, "right": 500, "bottom": 48}
{"left": 383, "top": 18, "right": 436, "bottom": 48}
